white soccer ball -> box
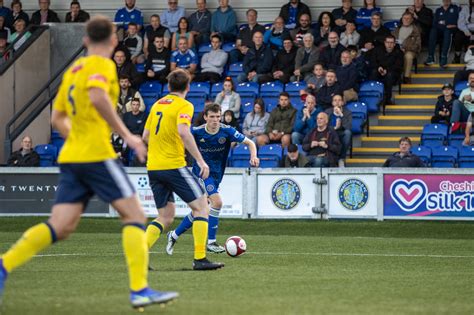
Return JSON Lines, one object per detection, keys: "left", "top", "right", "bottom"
{"left": 225, "top": 236, "right": 247, "bottom": 257}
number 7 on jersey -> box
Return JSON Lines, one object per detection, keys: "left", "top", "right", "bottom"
{"left": 155, "top": 111, "right": 163, "bottom": 135}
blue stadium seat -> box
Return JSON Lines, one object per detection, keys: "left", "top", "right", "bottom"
{"left": 229, "top": 62, "right": 243, "bottom": 73}
{"left": 162, "top": 84, "right": 169, "bottom": 95}
{"left": 236, "top": 82, "right": 259, "bottom": 98}
{"left": 458, "top": 146, "right": 474, "bottom": 168}
{"left": 264, "top": 23, "right": 273, "bottom": 30}
{"left": 448, "top": 133, "right": 465, "bottom": 149}
{"left": 143, "top": 95, "right": 159, "bottom": 113}
{"left": 222, "top": 42, "right": 236, "bottom": 52}
{"left": 454, "top": 81, "right": 468, "bottom": 96}
{"left": 259, "top": 144, "right": 283, "bottom": 168}
{"left": 50, "top": 130, "right": 64, "bottom": 152}
{"left": 359, "top": 81, "right": 384, "bottom": 96}
{"left": 431, "top": 145, "right": 458, "bottom": 168}
{"left": 140, "top": 81, "right": 162, "bottom": 95}
{"left": 346, "top": 102, "right": 368, "bottom": 135}
{"left": 260, "top": 81, "right": 284, "bottom": 97}
{"left": 241, "top": 101, "right": 254, "bottom": 115}
{"left": 383, "top": 20, "right": 400, "bottom": 31}
{"left": 211, "top": 82, "right": 224, "bottom": 99}
{"left": 186, "top": 95, "right": 206, "bottom": 113}
{"left": 198, "top": 43, "right": 212, "bottom": 58}
{"left": 290, "top": 97, "right": 304, "bottom": 111}
{"left": 359, "top": 81, "right": 384, "bottom": 113}
{"left": 229, "top": 144, "right": 251, "bottom": 167}
{"left": 136, "top": 63, "right": 145, "bottom": 73}
{"left": 189, "top": 81, "right": 210, "bottom": 98}
{"left": 35, "top": 144, "right": 58, "bottom": 167}
{"left": 263, "top": 96, "right": 279, "bottom": 112}
{"left": 411, "top": 146, "right": 431, "bottom": 165}
{"left": 421, "top": 123, "right": 449, "bottom": 148}
{"left": 239, "top": 23, "right": 249, "bottom": 31}
{"left": 285, "top": 81, "right": 307, "bottom": 96}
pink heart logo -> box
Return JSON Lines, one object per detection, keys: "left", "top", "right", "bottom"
{"left": 390, "top": 179, "right": 428, "bottom": 212}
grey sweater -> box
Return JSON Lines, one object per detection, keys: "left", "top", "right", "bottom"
{"left": 201, "top": 49, "right": 228, "bottom": 75}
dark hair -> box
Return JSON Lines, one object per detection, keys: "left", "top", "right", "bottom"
{"left": 246, "top": 8, "right": 257, "bottom": 16}
{"left": 223, "top": 110, "right": 238, "bottom": 128}
{"left": 385, "top": 34, "right": 396, "bottom": 42}
{"left": 223, "top": 77, "right": 235, "bottom": 91}
{"left": 313, "top": 62, "right": 325, "bottom": 69}
{"left": 253, "top": 98, "right": 266, "bottom": 118}
{"left": 128, "top": 22, "right": 138, "bottom": 28}
{"left": 177, "top": 17, "right": 189, "bottom": 33}
{"left": 399, "top": 137, "right": 412, "bottom": 145}
{"left": 86, "top": 16, "right": 114, "bottom": 44}
{"left": 150, "top": 14, "right": 160, "bottom": 20}
{"left": 317, "top": 11, "right": 335, "bottom": 28}
{"left": 287, "top": 144, "right": 298, "bottom": 153}
{"left": 70, "top": 1, "right": 80, "bottom": 8}
{"left": 204, "top": 103, "right": 221, "bottom": 116}
{"left": 131, "top": 97, "right": 140, "bottom": 103}
{"left": 119, "top": 74, "right": 130, "bottom": 81}
{"left": 210, "top": 34, "right": 221, "bottom": 42}
{"left": 167, "top": 69, "right": 191, "bottom": 93}
{"left": 279, "top": 91, "right": 290, "bottom": 98}
{"left": 326, "top": 69, "right": 337, "bottom": 75}
{"left": 332, "top": 93, "right": 344, "bottom": 102}
{"left": 11, "top": 0, "right": 22, "bottom": 9}
{"left": 364, "top": 0, "right": 377, "bottom": 8}
{"left": 346, "top": 45, "right": 358, "bottom": 52}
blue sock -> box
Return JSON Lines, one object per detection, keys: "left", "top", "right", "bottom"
{"left": 174, "top": 213, "right": 194, "bottom": 238}
{"left": 208, "top": 207, "right": 220, "bottom": 242}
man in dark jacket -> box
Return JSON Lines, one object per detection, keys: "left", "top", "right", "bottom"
{"left": 325, "top": 94, "right": 352, "bottom": 167}
{"left": 7, "top": 136, "right": 40, "bottom": 167}
{"left": 290, "top": 13, "right": 315, "bottom": 48}
{"left": 238, "top": 31, "right": 273, "bottom": 84}
{"left": 369, "top": 35, "right": 403, "bottom": 105}
{"left": 359, "top": 12, "right": 390, "bottom": 50}
{"left": 113, "top": 48, "right": 143, "bottom": 88}
{"left": 316, "top": 70, "right": 344, "bottom": 110}
{"left": 65, "top": 1, "right": 90, "bottom": 23}
{"left": 319, "top": 32, "right": 345, "bottom": 70}
{"left": 431, "top": 83, "right": 454, "bottom": 124}
{"left": 279, "top": 0, "right": 311, "bottom": 29}
{"left": 383, "top": 137, "right": 425, "bottom": 167}
{"left": 292, "top": 33, "right": 319, "bottom": 81}
{"left": 406, "top": 0, "right": 433, "bottom": 47}
{"left": 302, "top": 112, "right": 341, "bottom": 167}
{"left": 30, "top": 0, "right": 60, "bottom": 25}
{"left": 188, "top": 0, "right": 211, "bottom": 46}
{"left": 292, "top": 94, "right": 319, "bottom": 144}
{"left": 332, "top": 0, "right": 358, "bottom": 33}
{"left": 123, "top": 98, "right": 148, "bottom": 136}
{"left": 336, "top": 50, "right": 358, "bottom": 102}
{"left": 258, "top": 92, "right": 297, "bottom": 147}
{"left": 145, "top": 36, "right": 170, "bottom": 83}
{"left": 272, "top": 38, "right": 297, "bottom": 84}
{"left": 282, "top": 144, "right": 310, "bottom": 167}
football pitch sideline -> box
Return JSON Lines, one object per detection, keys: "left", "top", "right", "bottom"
{"left": 0, "top": 218, "right": 473, "bottom": 315}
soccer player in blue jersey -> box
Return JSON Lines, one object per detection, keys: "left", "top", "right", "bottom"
{"left": 166, "top": 103, "right": 259, "bottom": 254}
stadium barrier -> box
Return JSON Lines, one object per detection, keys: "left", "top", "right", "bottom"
{"left": 1, "top": 167, "right": 474, "bottom": 221}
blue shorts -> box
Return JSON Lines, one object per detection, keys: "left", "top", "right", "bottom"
{"left": 148, "top": 167, "right": 205, "bottom": 209}
{"left": 202, "top": 176, "right": 220, "bottom": 196}
{"left": 54, "top": 159, "right": 135, "bottom": 205}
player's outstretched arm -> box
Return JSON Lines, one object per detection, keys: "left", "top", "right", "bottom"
{"left": 177, "top": 123, "right": 209, "bottom": 179}
{"left": 89, "top": 87, "right": 147, "bottom": 162}
{"left": 51, "top": 110, "right": 71, "bottom": 139}
{"left": 243, "top": 137, "right": 260, "bottom": 167}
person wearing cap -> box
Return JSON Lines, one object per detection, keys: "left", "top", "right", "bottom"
{"left": 282, "top": 143, "right": 310, "bottom": 167}
{"left": 383, "top": 137, "right": 424, "bottom": 167}
{"left": 431, "top": 83, "right": 454, "bottom": 124}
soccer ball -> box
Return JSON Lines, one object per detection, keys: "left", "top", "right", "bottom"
{"left": 225, "top": 236, "right": 246, "bottom": 257}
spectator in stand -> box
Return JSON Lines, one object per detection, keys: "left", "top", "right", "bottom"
{"left": 0, "top": 30, "right": 7, "bottom": 65}
{"left": 406, "top": 0, "right": 433, "bottom": 47}
{"left": 113, "top": 48, "right": 142, "bottom": 89}
{"left": 9, "top": 18, "right": 30, "bottom": 51}
{"left": 264, "top": 16, "right": 290, "bottom": 53}
{"left": 291, "top": 94, "right": 319, "bottom": 145}
{"left": 215, "top": 77, "right": 241, "bottom": 118}
{"left": 431, "top": 83, "right": 454, "bottom": 124}
{"left": 117, "top": 75, "right": 145, "bottom": 116}
{"left": 300, "top": 63, "right": 326, "bottom": 96}
{"left": 340, "top": 20, "right": 360, "bottom": 47}
{"left": 0, "top": 15, "right": 10, "bottom": 40}
{"left": 114, "top": 0, "right": 143, "bottom": 32}
{"left": 143, "top": 15, "right": 170, "bottom": 56}
{"left": 370, "top": 35, "right": 404, "bottom": 105}
{"left": 170, "top": 37, "right": 198, "bottom": 78}
{"left": 145, "top": 36, "right": 171, "bottom": 83}
{"left": 336, "top": 50, "right": 358, "bottom": 102}
{"left": 194, "top": 34, "right": 228, "bottom": 84}
{"left": 222, "top": 109, "right": 240, "bottom": 130}
{"left": 171, "top": 17, "right": 194, "bottom": 51}
{"left": 279, "top": 0, "right": 311, "bottom": 30}
{"left": 211, "top": 0, "right": 237, "bottom": 42}
{"left": 319, "top": 32, "right": 345, "bottom": 70}
{"left": 314, "top": 12, "right": 336, "bottom": 48}
{"left": 303, "top": 112, "right": 341, "bottom": 167}
{"left": 290, "top": 13, "right": 314, "bottom": 48}
{"left": 332, "top": 0, "right": 358, "bottom": 33}
{"left": 453, "top": 44, "right": 474, "bottom": 85}
{"left": 30, "top": 0, "right": 60, "bottom": 25}
{"left": 393, "top": 12, "right": 422, "bottom": 84}
{"left": 0, "top": 0, "right": 12, "bottom": 28}
{"left": 359, "top": 12, "right": 390, "bottom": 50}
{"left": 383, "top": 137, "right": 424, "bottom": 167}
{"left": 316, "top": 70, "right": 343, "bottom": 110}
{"left": 188, "top": 0, "right": 212, "bottom": 46}
{"left": 325, "top": 94, "right": 352, "bottom": 167}
{"left": 464, "top": 112, "right": 474, "bottom": 145}
{"left": 424, "top": 0, "right": 459, "bottom": 67}
{"left": 7, "top": 136, "right": 40, "bottom": 167}
{"left": 292, "top": 33, "right": 319, "bottom": 82}
{"left": 160, "top": 0, "right": 185, "bottom": 34}
{"left": 111, "top": 132, "right": 128, "bottom": 165}
{"left": 123, "top": 22, "right": 144, "bottom": 64}
{"left": 347, "top": 44, "right": 370, "bottom": 82}
{"left": 272, "top": 37, "right": 297, "bottom": 84}
{"left": 453, "top": 0, "right": 474, "bottom": 64}
{"left": 123, "top": 98, "right": 148, "bottom": 136}
{"left": 260, "top": 92, "right": 296, "bottom": 147}
{"left": 65, "top": 1, "right": 89, "bottom": 23}
{"left": 283, "top": 143, "right": 310, "bottom": 167}
{"left": 229, "top": 8, "right": 266, "bottom": 64}
{"left": 238, "top": 31, "right": 273, "bottom": 84}
{"left": 451, "top": 72, "right": 474, "bottom": 124}
{"left": 11, "top": 1, "right": 29, "bottom": 26}
{"left": 243, "top": 98, "right": 270, "bottom": 143}
{"left": 356, "top": 0, "right": 382, "bottom": 29}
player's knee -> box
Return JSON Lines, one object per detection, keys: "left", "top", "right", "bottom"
{"left": 210, "top": 198, "right": 223, "bottom": 209}
{"left": 160, "top": 215, "right": 174, "bottom": 228}
{"left": 54, "top": 224, "right": 77, "bottom": 240}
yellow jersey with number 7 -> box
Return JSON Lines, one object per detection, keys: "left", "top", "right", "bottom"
{"left": 52, "top": 55, "right": 119, "bottom": 163}
{"left": 145, "top": 94, "right": 194, "bottom": 170}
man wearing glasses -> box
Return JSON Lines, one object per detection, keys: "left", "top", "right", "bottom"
{"left": 160, "top": 0, "right": 185, "bottom": 33}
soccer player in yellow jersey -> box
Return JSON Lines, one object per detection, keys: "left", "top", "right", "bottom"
{"left": 0, "top": 16, "right": 178, "bottom": 309}
{"left": 143, "top": 69, "right": 224, "bottom": 270}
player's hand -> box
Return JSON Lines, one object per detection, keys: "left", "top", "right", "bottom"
{"left": 250, "top": 156, "right": 260, "bottom": 167}
{"left": 125, "top": 134, "right": 147, "bottom": 163}
{"left": 198, "top": 160, "right": 210, "bottom": 180}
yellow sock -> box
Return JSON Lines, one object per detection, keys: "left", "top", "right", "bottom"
{"left": 2, "top": 222, "right": 55, "bottom": 273}
{"left": 192, "top": 217, "right": 208, "bottom": 260}
{"left": 123, "top": 224, "right": 148, "bottom": 292}
{"left": 145, "top": 220, "right": 164, "bottom": 249}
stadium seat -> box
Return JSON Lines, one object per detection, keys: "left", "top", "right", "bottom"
{"left": 236, "top": 82, "right": 259, "bottom": 98}
{"left": 211, "top": 82, "right": 223, "bottom": 99}
{"left": 188, "top": 81, "right": 210, "bottom": 98}
{"left": 239, "top": 23, "right": 249, "bottom": 31}
{"left": 448, "top": 133, "right": 465, "bottom": 149}
{"left": 259, "top": 144, "right": 283, "bottom": 168}
{"left": 458, "top": 146, "right": 474, "bottom": 168}
{"left": 198, "top": 43, "right": 212, "bottom": 58}
{"left": 50, "top": 130, "right": 64, "bottom": 152}
{"left": 162, "top": 84, "right": 169, "bottom": 95}
{"left": 455, "top": 81, "right": 468, "bottom": 96}
{"left": 359, "top": 81, "right": 384, "bottom": 113}
{"left": 263, "top": 96, "right": 279, "bottom": 112}
{"left": 383, "top": 20, "right": 400, "bottom": 31}
{"left": 264, "top": 23, "right": 273, "bottom": 30}
{"left": 35, "top": 144, "right": 58, "bottom": 166}
{"left": 140, "top": 81, "right": 162, "bottom": 95}
{"left": 290, "top": 97, "right": 304, "bottom": 111}
{"left": 421, "top": 123, "right": 448, "bottom": 148}
{"left": 229, "top": 144, "right": 251, "bottom": 167}
{"left": 260, "top": 81, "right": 284, "bottom": 97}
{"left": 241, "top": 101, "right": 254, "bottom": 115}
{"left": 285, "top": 81, "right": 307, "bottom": 96}
{"left": 135, "top": 63, "right": 145, "bottom": 73}
{"left": 431, "top": 145, "right": 458, "bottom": 168}
{"left": 346, "top": 102, "right": 368, "bottom": 135}
{"left": 229, "top": 62, "right": 243, "bottom": 73}
{"left": 186, "top": 95, "right": 206, "bottom": 113}
{"left": 411, "top": 146, "right": 431, "bottom": 165}
{"left": 222, "top": 42, "right": 236, "bottom": 53}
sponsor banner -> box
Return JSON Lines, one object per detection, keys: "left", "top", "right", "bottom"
{"left": 257, "top": 175, "right": 315, "bottom": 217}
{"left": 0, "top": 173, "right": 108, "bottom": 214}
{"left": 328, "top": 175, "right": 377, "bottom": 217}
{"left": 127, "top": 173, "right": 243, "bottom": 217}
{"left": 384, "top": 174, "right": 474, "bottom": 218}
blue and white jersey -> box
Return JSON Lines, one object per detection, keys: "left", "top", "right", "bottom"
{"left": 114, "top": 7, "right": 144, "bottom": 29}
{"left": 171, "top": 49, "right": 198, "bottom": 69}
{"left": 192, "top": 124, "right": 245, "bottom": 184}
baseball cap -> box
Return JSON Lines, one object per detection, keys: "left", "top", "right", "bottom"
{"left": 441, "top": 83, "right": 453, "bottom": 90}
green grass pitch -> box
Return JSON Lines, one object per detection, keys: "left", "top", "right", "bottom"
{"left": 0, "top": 218, "right": 473, "bottom": 315}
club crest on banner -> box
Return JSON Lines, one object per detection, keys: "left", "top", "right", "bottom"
{"left": 271, "top": 178, "right": 301, "bottom": 210}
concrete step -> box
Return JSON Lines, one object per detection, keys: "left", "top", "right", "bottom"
{"left": 346, "top": 158, "right": 385, "bottom": 167}
{"left": 360, "top": 136, "right": 420, "bottom": 148}
{"left": 352, "top": 147, "right": 398, "bottom": 157}
{"left": 394, "top": 94, "right": 439, "bottom": 105}
{"left": 377, "top": 115, "right": 431, "bottom": 126}
{"left": 384, "top": 105, "right": 434, "bottom": 115}
{"left": 416, "top": 64, "right": 465, "bottom": 71}
{"left": 410, "top": 73, "right": 454, "bottom": 84}
{"left": 369, "top": 125, "right": 423, "bottom": 136}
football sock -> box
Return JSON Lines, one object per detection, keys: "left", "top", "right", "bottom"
{"left": 1, "top": 222, "right": 56, "bottom": 273}
{"left": 174, "top": 213, "right": 194, "bottom": 239}
{"left": 123, "top": 223, "right": 148, "bottom": 292}
{"left": 208, "top": 207, "right": 221, "bottom": 243}
{"left": 192, "top": 217, "right": 208, "bottom": 260}
{"left": 145, "top": 219, "right": 164, "bottom": 249}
